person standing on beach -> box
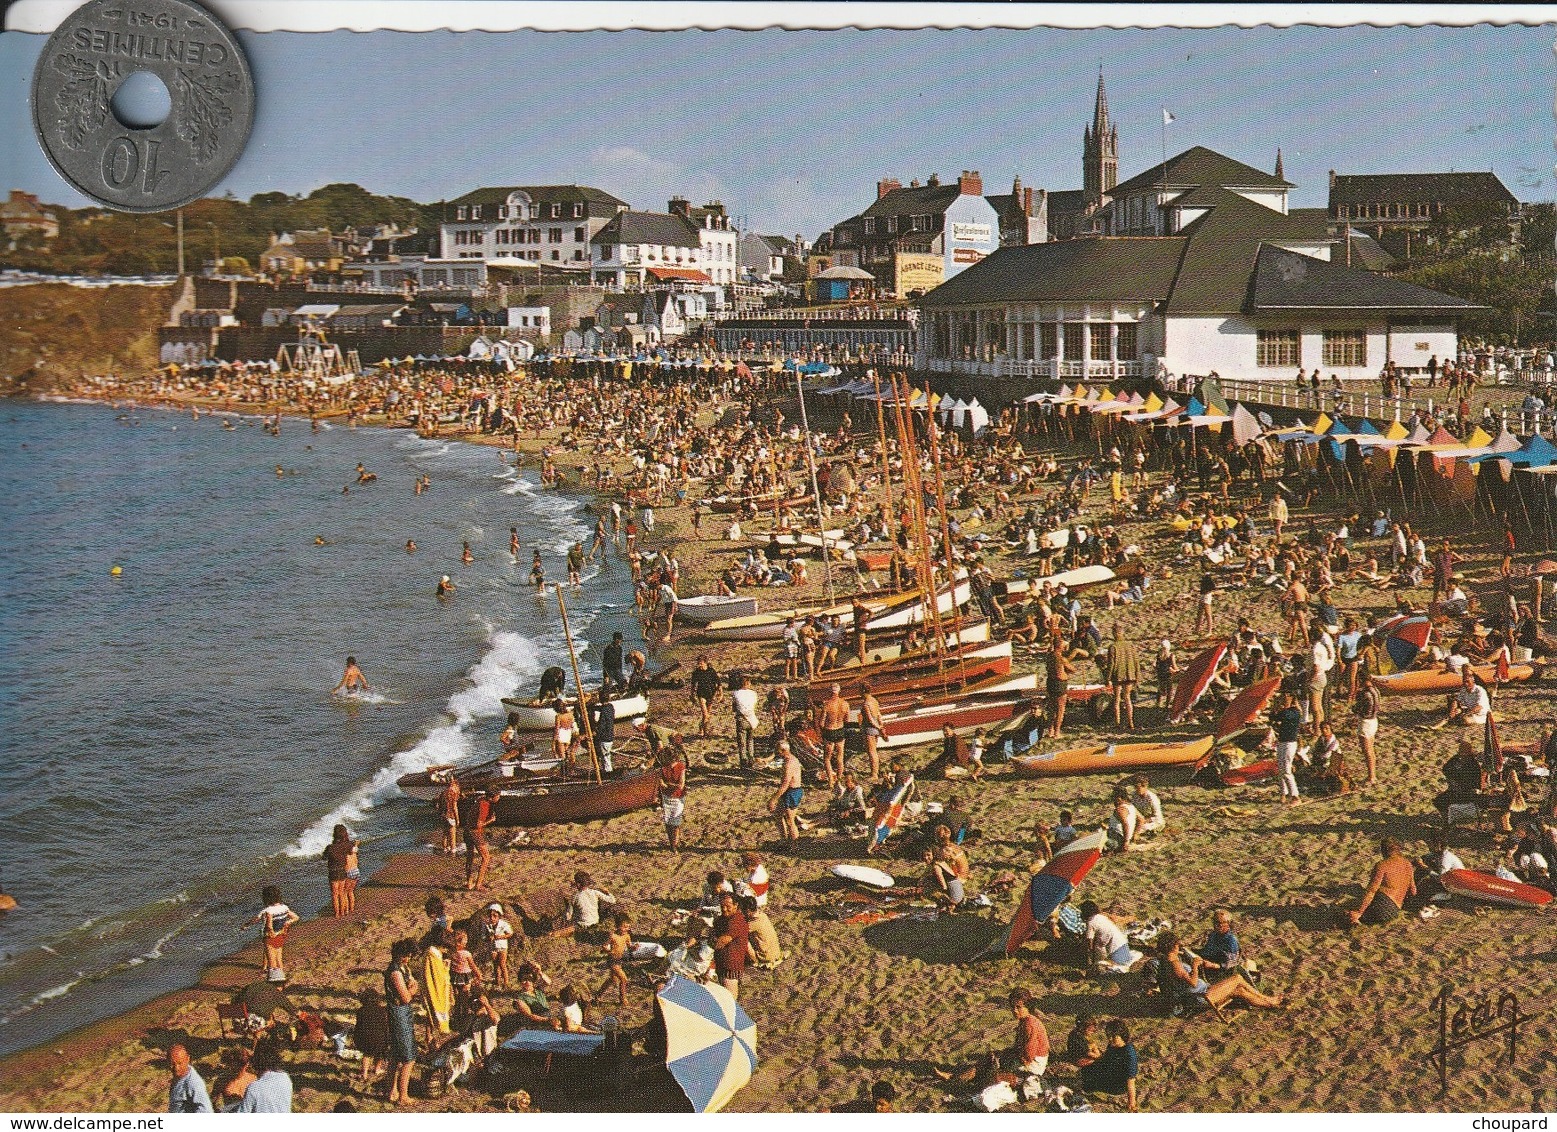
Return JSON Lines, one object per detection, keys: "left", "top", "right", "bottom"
{"left": 1354, "top": 675, "right": 1381, "bottom": 787}
{"left": 603, "top": 631, "right": 627, "bottom": 691}
{"left": 439, "top": 775, "right": 462, "bottom": 855}
{"left": 657, "top": 739, "right": 688, "bottom": 851}
{"left": 323, "top": 823, "right": 360, "bottom": 917}
{"left": 769, "top": 739, "right": 804, "bottom": 844}
{"left": 1105, "top": 625, "right": 1141, "bottom": 731}
{"left": 1272, "top": 692, "right": 1304, "bottom": 806}
{"left": 166, "top": 1043, "right": 213, "bottom": 1113}
{"left": 711, "top": 891, "right": 749, "bottom": 1001}
{"left": 861, "top": 685, "right": 886, "bottom": 781}
{"left": 590, "top": 692, "right": 616, "bottom": 775}
{"left": 384, "top": 939, "right": 419, "bottom": 1107}
{"left": 463, "top": 788, "right": 496, "bottom": 891}
{"left": 732, "top": 674, "right": 760, "bottom": 769}
{"left": 247, "top": 885, "right": 299, "bottom": 982}
{"left": 690, "top": 656, "right": 721, "bottom": 738}
{"left": 819, "top": 684, "right": 849, "bottom": 787}
{"left": 333, "top": 656, "right": 369, "bottom": 695}
{"left": 567, "top": 542, "right": 585, "bottom": 586}
{"left": 587, "top": 516, "right": 609, "bottom": 563}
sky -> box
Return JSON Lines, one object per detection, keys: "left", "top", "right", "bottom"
{"left": 3, "top": 22, "right": 1553, "bottom": 237}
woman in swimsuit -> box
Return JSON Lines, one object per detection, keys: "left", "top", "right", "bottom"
{"left": 552, "top": 699, "right": 576, "bottom": 765}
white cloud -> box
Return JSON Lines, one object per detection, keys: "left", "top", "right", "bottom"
{"left": 583, "top": 146, "right": 728, "bottom": 212}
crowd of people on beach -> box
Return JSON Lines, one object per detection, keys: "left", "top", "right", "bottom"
{"left": 105, "top": 342, "right": 1557, "bottom": 1116}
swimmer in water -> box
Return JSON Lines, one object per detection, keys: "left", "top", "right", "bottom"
{"left": 437, "top": 575, "right": 457, "bottom": 599}
{"left": 342, "top": 485, "right": 350, "bottom": 495}
{"left": 510, "top": 528, "right": 520, "bottom": 557}
{"left": 414, "top": 478, "right": 424, "bottom": 496}
{"left": 315, "top": 536, "right": 327, "bottom": 546}
{"left": 276, "top": 465, "right": 284, "bottom": 477}
{"left": 529, "top": 550, "right": 546, "bottom": 590}
{"left": 334, "top": 656, "right": 370, "bottom": 694}
{"left": 462, "top": 542, "right": 474, "bottom": 565}
{"left": 406, "top": 540, "right": 418, "bottom": 553}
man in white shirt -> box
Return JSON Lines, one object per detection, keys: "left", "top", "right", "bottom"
{"left": 1131, "top": 776, "right": 1165, "bottom": 835}
{"left": 166, "top": 1044, "right": 212, "bottom": 1113}
{"left": 1080, "top": 901, "right": 1141, "bottom": 972}
{"left": 1442, "top": 668, "right": 1491, "bottom": 728}
{"left": 731, "top": 674, "right": 760, "bottom": 768}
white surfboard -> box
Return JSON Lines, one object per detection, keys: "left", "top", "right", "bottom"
{"left": 831, "top": 863, "right": 895, "bottom": 889}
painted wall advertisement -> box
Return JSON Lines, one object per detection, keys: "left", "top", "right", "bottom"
{"left": 950, "top": 222, "right": 992, "bottom": 244}
{"left": 894, "top": 253, "right": 943, "bottom": 297}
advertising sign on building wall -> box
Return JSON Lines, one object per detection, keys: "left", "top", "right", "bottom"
{"left": 952, "top": 248, "right": 986, "bottom": 264}
{"left": 895, "top": 253, "right": 944, "bottom": 297}
{"left": 950, "top": 222, "right": 992, "bottom": 244}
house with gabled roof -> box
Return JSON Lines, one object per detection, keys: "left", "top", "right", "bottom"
{"left": 917, "top": 156, "right": 1482, "bottom": 391}
{"left": 440, "top": 184, "right": 627, "bottom": 269}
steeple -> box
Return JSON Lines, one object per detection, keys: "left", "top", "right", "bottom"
{"left": 1083, "top": 70, "right": 1118, "bottom": 209}
{"left": 1275, "top": 147, "right": 1285, "bottom": 180}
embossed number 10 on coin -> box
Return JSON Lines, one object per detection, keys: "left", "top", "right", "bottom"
{"left": 31, "top": 0, "right": 253, "bottom": 213}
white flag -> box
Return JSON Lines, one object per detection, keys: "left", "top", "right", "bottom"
{"left": 1162, "top": 108, "right": 1176, "bottom": 125}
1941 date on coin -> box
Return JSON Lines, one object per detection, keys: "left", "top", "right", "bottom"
{"left": 31, "top": 0, "right": 253, "bottom": 213}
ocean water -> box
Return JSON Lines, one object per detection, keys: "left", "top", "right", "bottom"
{"left": 0, "top": 399, "right": 638, "bottom": 1056}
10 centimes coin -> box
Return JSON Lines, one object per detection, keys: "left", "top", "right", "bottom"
{"left": 31, "top": 0, "right": 253, "bottom": 213}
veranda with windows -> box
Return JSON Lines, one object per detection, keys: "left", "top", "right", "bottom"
{"left": 917, "top": 302, "right": 1155, "bottom": 380}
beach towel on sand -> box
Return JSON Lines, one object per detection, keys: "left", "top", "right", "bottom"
{"left": 422, "top": 949, "right": 452, "bottom": 1034}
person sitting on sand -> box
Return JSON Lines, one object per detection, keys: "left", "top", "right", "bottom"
{"left": 511, "top": 969, "right": 551, "bottom": 1028}
{"left": 1433, "top": 740, "right": 1486, "bottom": 819}
{"left": 1157, "top": 932, "right": 1283, "bottom": 1015}
{"left": 1342, "top": 836, "right": 1417, "bottom": 927}
{"left": 1192, "top": 909, "right": 1245, "bottom": 977}
{"left": 934, "top": 987, "right": 1051, "bottom": 1084}
{"left": 1106, "top": 787, "right": 1141, "bottom": 853}
{"left": 1078, "top": 1020, "right": 1139, "bottom": 1112}
{"left": 1080, "top": 900, "right": 1141, "bottom": 973}
{"left": 1064, "top": 1013, "right": 1104, "bottom": 1068}
{"left": 1053, "top": 809, "right": 1079, "bottom": 848}
{"left": 1131, "top": 775, "right": 1164, "bottom": 836}
{"left": 560, "top": 870, "right": 617, "bottom": 939}
{"left": 1438, "top": 667, "right": 1492, "bottom": 730}
{"left": 828, "top": 773, "right": 868, "bottom": 826}
{"left": 741, "top": 894, "right": 786, "bottom": 970}
{"left": 668, "top": 931, "right": 716, "bottom": 983}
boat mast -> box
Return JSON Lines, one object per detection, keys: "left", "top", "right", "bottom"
{"left": 923, "top": 376, "right": 966, "bottom": 649}
{"left": 554, "top": 584, "right": 602, "bottom": 785}
{"left": 869, "top": 367, "right": 895, "bottom": 524}
{"left": 793, "top": 364, "right": 836, "bottom": 602}
{"left": 889, "top": 371, "right": 947, "bottom": 678}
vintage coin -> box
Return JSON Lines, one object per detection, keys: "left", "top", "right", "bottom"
{"left": 31, "top": 0, "right": 253, "bottom": 213}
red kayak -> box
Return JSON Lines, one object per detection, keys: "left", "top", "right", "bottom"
{"left": 1220, "top": 758, "right": 1277, "bottom": 786}
{"left": 1440, "top": 869, "right": 1553, "bottom": 909}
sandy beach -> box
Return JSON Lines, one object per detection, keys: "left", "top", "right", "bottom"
{"left": 3, "top": 380, "right": 1556, "bottom": 1114}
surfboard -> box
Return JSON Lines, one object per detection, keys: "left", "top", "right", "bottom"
{"left": 1440, "top": 869, "right": 1553, "bottom": 909}
{"left": 831, "top": 863, "right": 895, "bottom": 889}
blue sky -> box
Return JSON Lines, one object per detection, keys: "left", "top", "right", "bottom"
{"left": 3, "top": 23, "right": 1551, "bottom": 236}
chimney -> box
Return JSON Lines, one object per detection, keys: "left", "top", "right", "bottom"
{"left": 1328, "top": 169, "right": 1336, "bottom": 191}
{"left": 909, "top": 179, "right": 921, "bottom": 189}
{"left": 1024, "top": 187, "right": 1034, "bottom": 214}
{"left": 927, "top": 173, "right": 940, "bottom": 188}
{"left": 959, "top": 170, "right": 983, "bottom": 196}
{"left": 876, "top": 178, "right": 902, "bottom": 200}
{"left": 668, "top": 196, "right": 690, "bottom": 218}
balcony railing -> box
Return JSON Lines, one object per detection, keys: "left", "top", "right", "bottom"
{"left": 921, "top": 356, "right": 1142, "bottom": 381}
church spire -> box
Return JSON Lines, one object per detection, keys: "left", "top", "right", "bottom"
{"left": 1083, "top": 70, "right": 1118, "bottom": 209}
{"left": 1275, "top": 147, "right": 1285, "bottom": 180}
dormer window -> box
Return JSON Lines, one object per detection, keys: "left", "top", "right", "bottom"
{"left": 455, "top": 206, "right": 467, "bottom": 221}
{"left": 471, "top": 205, "right": 482, "bottom": 220}
{"left": 551, "top": 203, "right": 561, "bottom": 218}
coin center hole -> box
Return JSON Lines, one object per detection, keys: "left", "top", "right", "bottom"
{"left": 110, "top": 71, "right": 171, "bottom": 130}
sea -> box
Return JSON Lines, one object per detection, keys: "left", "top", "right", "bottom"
{"left": 0, "top": 398, "right": 641, "bottom": 1057}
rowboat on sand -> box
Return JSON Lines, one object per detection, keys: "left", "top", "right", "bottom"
{"left": 1370, "top": 663, "right": 1535, "bottom": 696}
{"left": 1011, "top": 735, "right": 1215, "bottom": 778}
{"left": 499, "top": 691, "right": 649, "bottom": 731}
{"left": 674, "top": 594, "right": 760, "bottom": 623}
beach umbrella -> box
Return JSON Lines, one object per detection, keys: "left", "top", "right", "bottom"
{"left": 655, "top": 976, "right": 758, "bottom": 1113}
{"left": 1169, "top": 642, "right": 1228, "bottom": 724}
{"left": 1004, "top": 828, "right": 1107, "bottom": 956}
{"left": 1379, "top": 615, "right": 1432, "bottom": 673}
{"left": 1214, "top": 676, "right": 1283, "bottom": 740}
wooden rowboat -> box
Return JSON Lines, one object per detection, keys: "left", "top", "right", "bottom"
{"left": 871, "top": 692, "right": 1039, "bottom": 749}
{"left": 484, "top": 767, "right": 660, "bottom": 827}
{"left": 1370, "top": 663, "right": 1535, "bottom": 696}
{"left": 675, "top": 594, "right": 760, "bottom": 623}
{"left": 499, "top": 691, "right": 649, "bottom": 731}
{"left": 1010, "top": 735, "right": 1215, "bottom": 778}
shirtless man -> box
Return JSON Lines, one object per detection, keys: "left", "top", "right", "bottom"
{"left": 1343, "top": 836, "right": 1416, "bottom": 927}
{"left": 819, "top": 684, "right": 850, "bottom": 787}
{"left": 439, "top": 775, "right": 462, "bottom": 855}
{"left": 768, "top": 740, "right": 804, "bottom": 843}
{"left": 509, "top": 527, "right": 521, "bottom": 558}
{"left": 333, "top": 656, "right": 369, "bottom": 695}
{"left": 860, "top": 686, "right": 886, "bottom": 781}
{"left": 436, "top": 574, "right": 457, "bottom": 598}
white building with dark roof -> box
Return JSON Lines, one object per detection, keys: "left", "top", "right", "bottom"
{"left": 917, "top": 149, "right": 1482, "bottom": 389}
{"left": 440, "top": 184, "right": 628, "bottom": 268}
